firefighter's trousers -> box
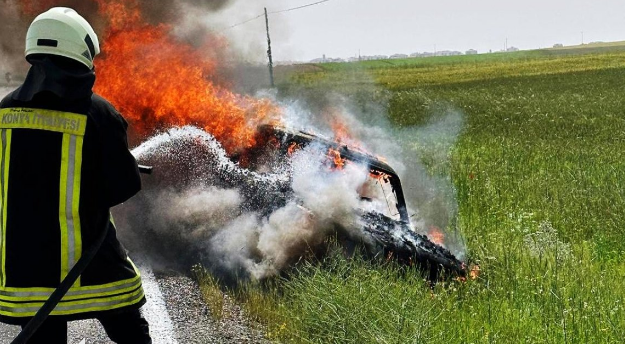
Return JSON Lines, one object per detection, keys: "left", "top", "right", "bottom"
{"left": 20, "top": 308, "right": 152, "bottom": 344}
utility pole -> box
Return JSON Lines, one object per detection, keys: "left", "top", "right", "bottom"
{"left": 264, "top": 7, "right": 275, "bottom": 88}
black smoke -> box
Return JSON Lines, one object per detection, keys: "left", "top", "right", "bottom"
{"left": 0, "top": 0, "right": 237, "bottom": 77}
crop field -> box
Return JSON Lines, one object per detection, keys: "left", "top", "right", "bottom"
{"left": 200, "top": 46, "right": 625, "bottom": 343}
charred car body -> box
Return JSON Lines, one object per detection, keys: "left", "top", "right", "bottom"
{"left": 241, "top": 125, "right": 467, "bottom": 278}
{"left": 130, "top": 124, "right": 467, "bottom": 280}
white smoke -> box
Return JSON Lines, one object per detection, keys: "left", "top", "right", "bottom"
{"left": 397, "top": 108, "right": 467, "bottom": 260}
{"left": 119, "top": 125, "right": 375, "bottom": 280}
{"left": 263, "top": 91, "right": 466, "bottom": 250}
{"left": 0, "top": 87, "right": 12, "bottom": 98}
{"left": 147, "top": 187, "right": 242, "bottom": 241}
{"left": 291, "top": 144, "right": 367, "bottom": 225}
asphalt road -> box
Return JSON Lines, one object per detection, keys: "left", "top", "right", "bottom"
{"left": 0, "top": 267, "right": 269, "bottom": 344}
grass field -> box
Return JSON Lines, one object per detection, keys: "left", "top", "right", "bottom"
{"left": 201, "top": 46, "right": 625, "bottom": 343}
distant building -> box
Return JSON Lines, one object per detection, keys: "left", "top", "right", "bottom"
{"left": 506, "top": 46, "right": 519, "bottom": 52}
{"left": 310, "top": 55, "right": 345, "bottom": 63}
{"left": 466, "top": 49, "right": 478, "bottom": 55}
{"left": 437, "top": 50, "right": 462, "bottom": 56}
{"left": 360, "top": 55, "right": 388, "bottom": 61}
{"left": 553, "top": 43, "right": 563, "bottom": 48}
{"left": 390, "top": 53, "right": 409, "bottom": 59}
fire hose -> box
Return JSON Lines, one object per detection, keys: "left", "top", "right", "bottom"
{"left": 11, "top": 165, "right": 152, "bottom": 344}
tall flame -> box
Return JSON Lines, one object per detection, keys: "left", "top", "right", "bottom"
{"left": 329, "top": 112, "right": 363, "bottom": 151}
{"left": 331, "top": 116, "right": 352, "bottom": 145}
{"left": 80, "top": 0, "right": 279, "bottom": 153}
{"left": 23, "top": 0, "right": 268, "bottom": 152}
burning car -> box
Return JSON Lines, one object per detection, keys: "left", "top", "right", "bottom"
{"left": 126, "top": 123, "right": 467, "bottom": 281}
{"left": 240, "top": 125, "right": 467, "bottom": 278}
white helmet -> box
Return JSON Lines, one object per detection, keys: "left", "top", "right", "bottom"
{"left": 25, "top": 7, "right": 100, "bottom": 70}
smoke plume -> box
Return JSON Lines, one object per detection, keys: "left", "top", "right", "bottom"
{"left": 0, "top": 0, "right": 245, "bottom": 77}
{"left": 114, "top": 89, "right": 467, "bottom": 281}
{"left": 116, "top": 125, "right": 372, "bottom": 281}
{"left": 271, "top": 88, "right": 467, "bottom": 259}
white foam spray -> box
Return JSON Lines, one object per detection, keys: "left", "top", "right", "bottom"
{"left": 117, "top": 125, "right": 375, "bottom": 280}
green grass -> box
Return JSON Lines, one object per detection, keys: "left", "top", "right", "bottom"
{"left": 234, "top": 250, "right": 625, "bottom": 344}
{"left": 202, "top": 45, "right": 625, "bottom": 343}
{"left": 194, "top": 265, "right": 225, "bottom": 320}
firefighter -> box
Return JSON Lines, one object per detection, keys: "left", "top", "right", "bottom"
{"left": 0, "top": 7, "right": 152, "bottom": 344}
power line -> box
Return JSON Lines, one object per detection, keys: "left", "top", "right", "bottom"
{"left": 268, "top": 0, "right": 332, "bottom": 14}
{"left": 220, "top": 13, "right": 264, "bottom": 32}
{"left": 220, "top": 0, "right": 333, "bottom": 31}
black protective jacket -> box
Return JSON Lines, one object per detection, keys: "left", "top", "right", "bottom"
{"left": 0, "top": 57, "right": 145, "bottom": 324}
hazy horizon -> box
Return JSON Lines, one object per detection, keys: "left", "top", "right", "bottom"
{"left": 1, "top": 0, "right": 623, "bottom": 70}
{"left": 214, "top": 0, "right": 625, "bottom": 62}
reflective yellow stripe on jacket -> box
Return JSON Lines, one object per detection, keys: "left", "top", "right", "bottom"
{"left": 0, "top": 107, "right": 86, "bottom": 285}
{"left": 0, "top": 129, "right": 10, "bottom": 288}
{"left": 0, "top": 286, "right": 145, "bottom": 317}
{"left": 0, "top": 108, "right": 143, "bottom": 317}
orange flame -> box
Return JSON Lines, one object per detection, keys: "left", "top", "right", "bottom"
{"left": 369, "top": 170, "right": 392, "bottom": 183}
{"left": 329, "top": 113, "right": 383, "bottom": 160}
{"left": 329, "top": 114, "right": 366, "bottom": 152}
{"left": 86, "top": 0, "right": 280, "bottom": 153}
{"left": 327, "top": 148, "right": 346, "bottom": 169}
{"left": 427, "top": 226, "right": 445, "bottom": 246}
{"left": 457, "top": 263, "right": 480, "bottom": 282}
{"left": 330, "top": 116, "right": 352, "bottom": 145}
{"left": 287, "top": 142, "right": 300, "bottom": 156}
{"left": 469, "top": 265, "right": 480, "bottom": 279}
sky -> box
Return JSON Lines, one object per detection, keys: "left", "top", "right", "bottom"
{"left": 212, "top": 0, "right": 625, "bottom": 62}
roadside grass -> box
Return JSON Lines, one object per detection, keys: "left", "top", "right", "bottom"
{"left": 200, "top": 48, "right": 625, "bottom": 343}
{"left": 194, "top": 265, "right": 225, "bottom": 320}
{"left": 233, "top": 245, "right": 625, "bottom": 344}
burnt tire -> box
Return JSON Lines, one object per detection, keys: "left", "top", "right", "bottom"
{"left": 360, "top": 211, "right": 466, "bottom": 279}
